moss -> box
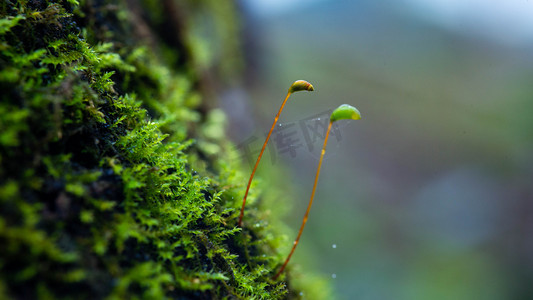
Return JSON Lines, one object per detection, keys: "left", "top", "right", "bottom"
{"left": 0, "top": 1, "right": 332, "bottom": 299}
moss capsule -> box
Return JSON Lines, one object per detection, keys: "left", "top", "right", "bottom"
{"left": 273, "top": 104, "right": 361, "bottom": 279}
{"left": 238, "top": 80, "right": 315, "bottom": 227}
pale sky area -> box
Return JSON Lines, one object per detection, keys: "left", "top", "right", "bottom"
{"left": 244, "top": 0, "right": 533, "bottom": 46}
{"left": 404, "top": 0, "right": 533, "bottom": 46}
{"left": 242, "top": 0, "right": 325, "bottom": 16}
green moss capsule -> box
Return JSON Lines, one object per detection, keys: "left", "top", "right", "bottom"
{"left": 330, "top": 104, "right": 361, "bottom": 122}
{"left": 273, "top": 104, "right": 361, "bottom": 280}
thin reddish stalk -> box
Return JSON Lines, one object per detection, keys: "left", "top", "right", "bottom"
{"left": 273, "top": 121, "right": 333, "bottom": 279}
{"left": 238, "top": 92, "right": 292, "bottom": 227}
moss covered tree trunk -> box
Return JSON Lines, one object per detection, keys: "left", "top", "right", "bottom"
{"left": 0, "top": 1, "right": 315, "bottom": 298}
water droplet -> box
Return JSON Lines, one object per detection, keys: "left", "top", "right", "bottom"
{"left": 331, "top": 273, "right": 337, "bottom": 279}
{"left": 332, "top": 244, "right": 336, "bottom": 249}
{"left": 299, "top": 292, "right": 304, "bottom": 296}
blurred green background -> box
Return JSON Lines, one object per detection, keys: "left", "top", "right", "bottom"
{"left": 222, "top": 0, "right": 533, "bottom": 299}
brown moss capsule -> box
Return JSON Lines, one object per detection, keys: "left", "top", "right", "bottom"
{"left": 238, "top": 80, "right": 315, "bottom": 227}
{"left": 288, "top": 80, "right": 314, "bottom": 93}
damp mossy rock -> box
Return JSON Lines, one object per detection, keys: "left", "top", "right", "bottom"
{"left": 0, "top": 1, "right": 331, "bottom": 299}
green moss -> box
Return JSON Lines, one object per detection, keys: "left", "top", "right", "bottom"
{"left": 0, "top": 1, "right": 333, "bottom": 299}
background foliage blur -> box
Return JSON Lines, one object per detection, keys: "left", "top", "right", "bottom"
{"left": 224, "top": 0, "right": 533, "bottom": 299}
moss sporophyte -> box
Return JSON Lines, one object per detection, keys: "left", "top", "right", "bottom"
{"left": 273, "top": 104, "right": 361, "bottom": 279}
{"left": 238, "top": 80, "right": 314, "bottom": 227}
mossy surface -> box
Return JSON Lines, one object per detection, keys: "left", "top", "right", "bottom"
{"left": 0, "top": 1, "right": 335, "bottom": 299}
